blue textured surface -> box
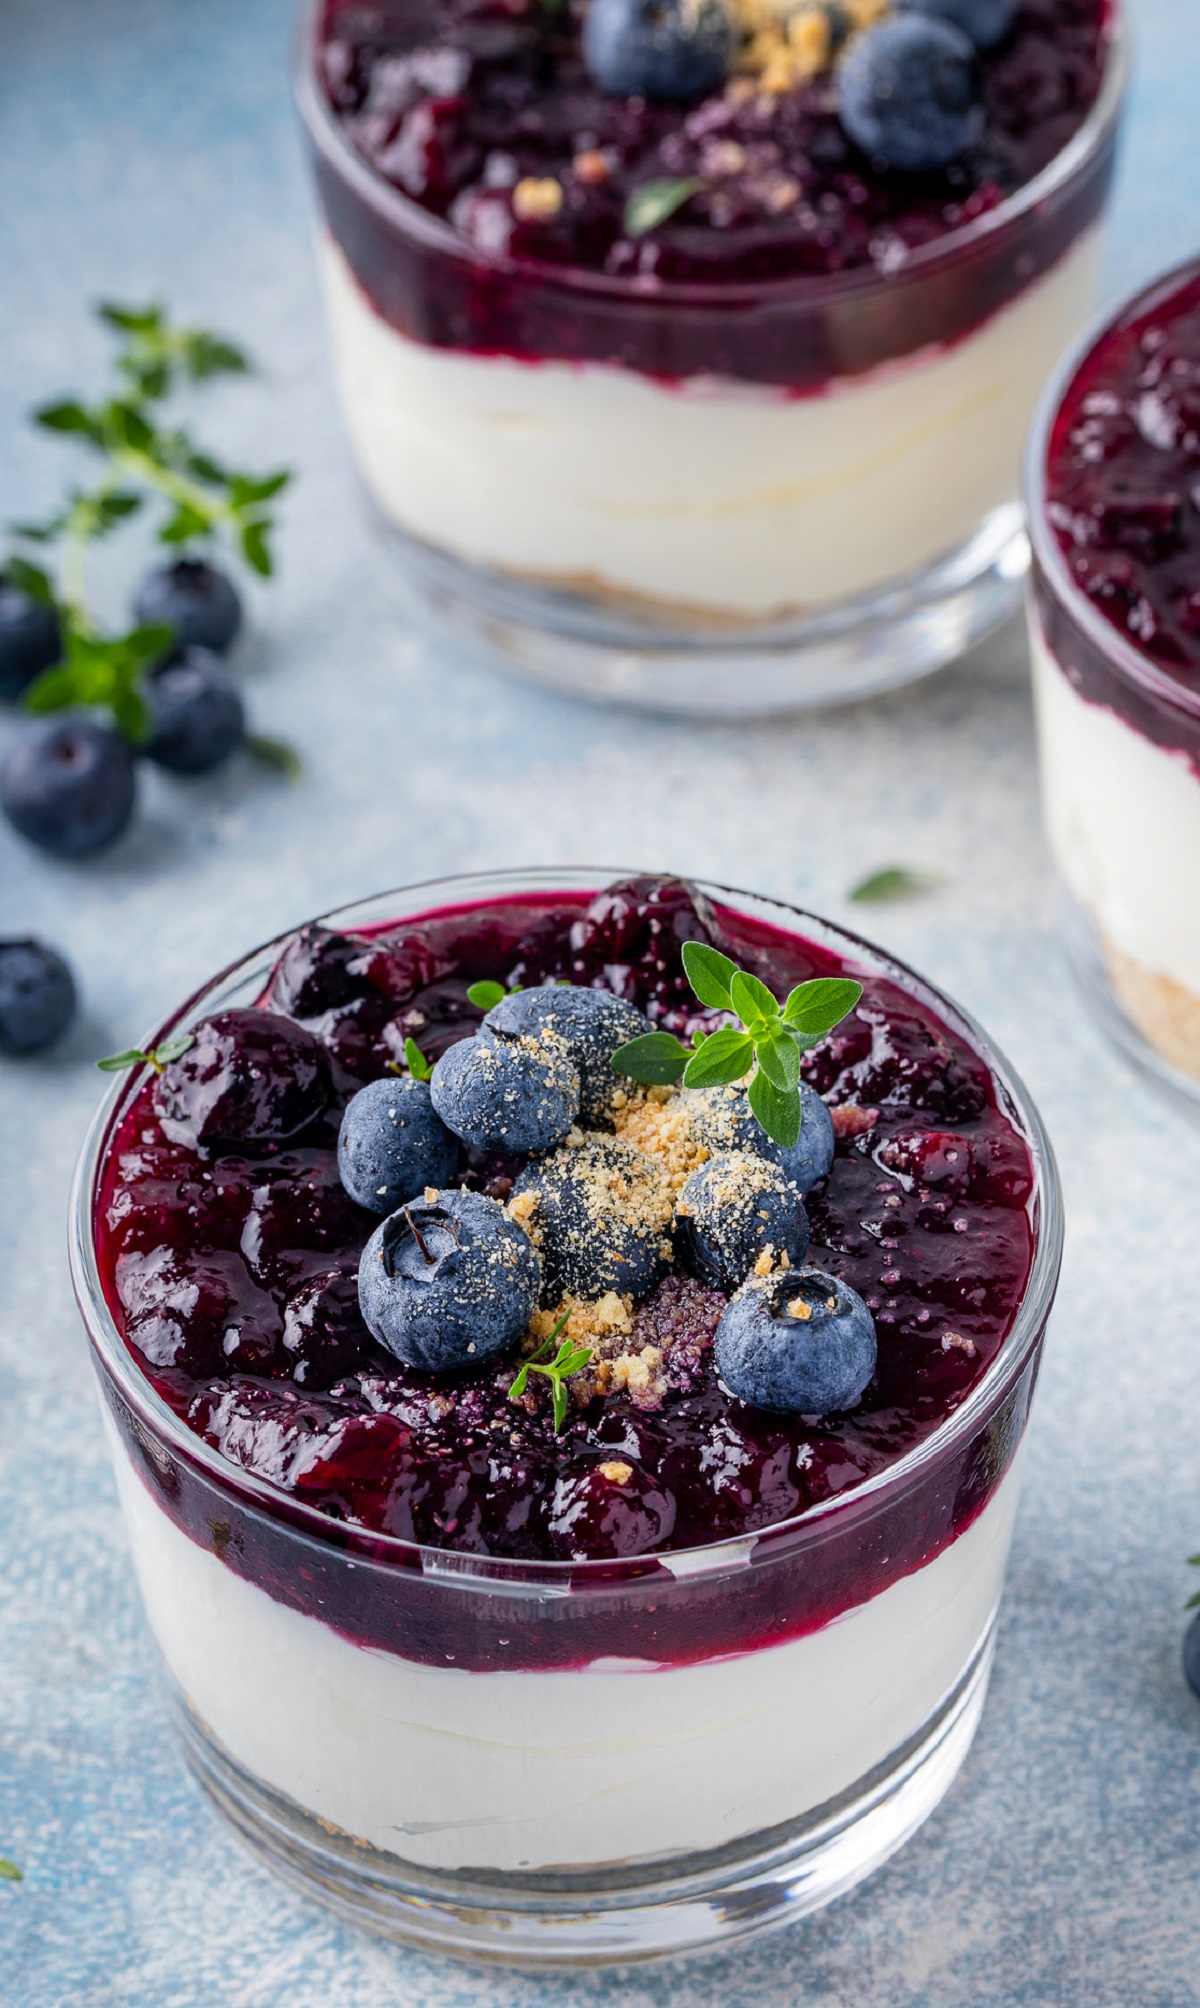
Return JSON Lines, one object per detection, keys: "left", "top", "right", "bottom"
{"left": 2, "top": 2, "right": 1199, "bottom": 2001}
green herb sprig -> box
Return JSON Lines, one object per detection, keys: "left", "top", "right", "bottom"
{"left": 849, "top": 866, "right": 946, "bottom": 905}
{"left": 1186, "top": 1554, "right": 1200, "bottom": 1610}
{"left": 508, "top": 1309, "right": 592, "bottom": 1433}
{"left": 97, "top": 1033, "right": 195, "bottom": 1076}
{"left": 610, "top": 940, "right": 861, "bottom": 1150}
{"left": 466, "top": 980, "right": 514, "bottom": 1011}
{"left": 404, "top": 1037, "right": 433, "bottom": 1081}
{"left": 0, "top": 1857, "right": 21, "bottom": 1883}
{"left": 624, "top": 177, "right": 704, "bottom": 237}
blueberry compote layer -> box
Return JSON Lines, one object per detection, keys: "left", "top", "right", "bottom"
{"left": 307, "top": 1, "right": 1114, "bottom": 384}
{"left": 97, "top": 877, "right": 1035, "bottom": 1579}
{"left": 1038, "top": 259, "right": 1200, "bottom": 771}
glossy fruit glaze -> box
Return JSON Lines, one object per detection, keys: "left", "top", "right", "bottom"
{"left": 96, "top": 878, "right": 1035, "bottom": 1572}
{"left": 1036, "top": 259, "right": 1200, "bottom": 772}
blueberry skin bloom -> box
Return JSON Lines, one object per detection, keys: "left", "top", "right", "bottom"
{"left": 133, "top": 558, "right": 242, "bottom": 655}
{"left": 715, "top": 1268, "right": 877, "bottom": 1416}
{"left": 484, "top": 984, "right": 651, "bottom": 1127}
{"left": 338, "top": 1076, "right": 461, "bottom": 1215}
{"left": 676, "top": 1151, "right": 810, "bottom": 1293}
{"left": 512, "top": 1134, "right": 673, "bottom": 1303}
{"left": 0, "top": 938, "right": 77, "bottom": 1055}
{"left": 431, "top": 1025, "right": 580, "bottom": 1154}
{"left": 583, "top": 0, "right": 733, "bottom": 103}
{"left": 1, "top": 717, "right": 137, "bottom": 857}
{"left": 0, "top": 573, "right": 61, "bottom": 701}
{"left": 896, "top": 0, "right": 1015, "bottom": 52}
{"left": 839, "top": 16, "right": 982, "bottom": 173}
{"left": 358, "top": 1189, "right": 541, "bottom": 1372}
{"left": 681, "top": 1080, "right": 835, "bottom": 1194}
{"left": 144, "top": 648, "right": 245, "bottom": 774}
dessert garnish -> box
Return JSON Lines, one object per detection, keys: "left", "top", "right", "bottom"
{"left": 0, "top": 938, "right": 77, "bottom": 1057}
{"left": 674, "top": 1148, "right": 810, "bottom": 1290}
{"left": 840, "top": 14, "right": 983, "bottom": 172}
{"left": 359, "top": 1188, "right": 542, "bottom": 1371}
{"left": 714, "top": 1265, "right": 877, "bottom": 1412}
{"left": 400, "top": 1037, "right": 434, "bottom": 1081}
{"left": 97, "top": 1032, "right": 195, "bottom": 1076}
{"left": 850, "top": 864, "right": 945, "bottom": 902}
{"left": 483, "top": 984, "right": 651, "bottom": 1126}
{"left": 512, "top": 1132, "right": 675, "bottom": 1299}
{"left": 583, "top": 0, "right": 734, "bottom": 103}
{"left": 508, "top": 1307, "right": 593, "bottom": 1432}
{"left": 611, "top": 940, "right": 861, "bottom": 1148}
{"left": 337, "top": 1075, "right": 461, "bottom": 1214}
{"left": 431, "top": 1017, "right": 581, "bottom": 1153}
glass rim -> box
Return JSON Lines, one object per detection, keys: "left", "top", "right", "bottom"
{"left": 292, "top": 0, "right": 1127, "bottom": 315}
{"left": 1023, "top": 247, "right": 1200, "bottom": 724}
{"left": 71, "top": 865, "right": 1063, "bottom": 1585}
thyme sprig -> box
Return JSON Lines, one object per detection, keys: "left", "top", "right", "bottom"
{"left": 508, "top": 1309, "right": 593, "bottom": 1433}
{"left": 96, "top": 1033, "right": 195, "bottom": 1076}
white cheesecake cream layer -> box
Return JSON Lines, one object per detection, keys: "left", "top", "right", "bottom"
{"left": 320, "top": 229, "right": 1100, "bottom": 622}
{"left": 1032, "top": 626, "right": 1200, "bottom": 1005}
{"left": 115, "top": 1440, "right": 1020, "bottom": 1875}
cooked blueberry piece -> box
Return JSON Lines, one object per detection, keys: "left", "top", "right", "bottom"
{"left": 143, "top": 647, "right": 245, "bottom": 774}
{"left": 431, "top": 1024, "right": 579, "bottom": 1154}
{"left": 512, "top": 1134, "right": 673, "bottom": 1303}
{"left": 715, "top": 1268, "right": 876, "bottom": 1415}
{"left": 1, "top": 718, "right": 136, "bottom": 858}
{"left": 839, "top": 16, "right": 981, "bottom": 172}
{"left": 133, "top": 558, "right": 242, "bottom": 654}
{"left": 0, "top": 574, "right": 61, "bottom": 701}
{"left": 338, "top": 1076, "right": 460, "bottom": 1214}
{"left": 896, "top": 0, "right": 1014, "bottom": 50}
{"left": 358, "top": 1188, "right": 540, "bottom": 1372}
{"left": 154, "top": 1008, "right": 330, "bottom": 1150}
{"left": 676, "top": 1151, "right": 809, "bottom": 1292}
{"left": 0, "top": 938, "right": 77, "bottom": 1055}
{"left": 484, "top": 984, "right": 651, "bottom": 1127}
{"left": 549, "top": 1459, "right": 677, "bottom": 1559}
{"left": 681, "top": 1080, "right": 834, "bottom": 1193}
{"left": 272, "top": 924, "right": 384, "bottom": 1017}
{"left": 283, "top": 1270, "right": 369, "bottom": 1389}
{"left": 1184, "top": 1612, "right": 1200, "bottom": 1702}
{"left": 116, "top": 1243, "right": 282, "bottom": 1377}
{"left": 583, "top": 0, "right": 733, "bottom": 100}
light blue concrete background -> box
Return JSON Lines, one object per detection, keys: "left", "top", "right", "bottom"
{"left": 1, "top": 2, "right": 1197, "bottom": 2001}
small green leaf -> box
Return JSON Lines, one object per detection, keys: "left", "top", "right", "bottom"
{"left": 609, "top": 1030, "right": 690, "bottom": 1086}
{"left": 111, "top": 681, "right": 151, "bottom": 745}
{"left": 184, "top": 332, "right": 251, "bottom": 380}
{"left": 239, "top": 519, "right": 273, "bottom": 577}
{"left": 729, "top": 968, "right": 779, "bottom": 1030}
{"left": 97, "top": 1033, "right": 195, "bottom": 1075}
{"left": 754, "top": 1028, "right": 800, "bottom": 1093}
{"left": 229, "top": 471, "right": 290, "bottom": 508}
{"left": 98, "top": 302, "right": 164, "bottom": 335}
{"left": 35, "top": 399, "right": 102, "bottom": 440}
{"left": 624, "top": 176, "right": 703, "bottom": 238}
{"left": 849, "top": 866, "right": 945, "bottom": 905}
{"left": 466, "top": 980, "right": 508, "bottom": 1011}
{"left": 747, "top": 1068, "right": 802, "bottom": 1150}
{"left": 680, "top": 1027, "right": 755, "bottom": 1090}
{"left": 681, "top": 939, "right": 738, "bottom": 1011}
{"left": 0, "top": 1857, "right": 21, "bottom": 1882}
{"left": 159, "top": 502, "right": 213, "bottom": 545}
{"left": 782, "top": 977, "right": 863, "bottom": 1037}
{"left": 23, "top": 663, "right": 79, "bottom": 715}
{"left": 404, "top": 1037, "right": 433, "bottom": 1082}
{"left": 4, "top": 556, "right": 56, "bottom": 606}
{"left": 245, "top": 733, "right": 302, "bottom": 780}
{"left": 154, "top": 1033, "right": 196, "bottom": 1066}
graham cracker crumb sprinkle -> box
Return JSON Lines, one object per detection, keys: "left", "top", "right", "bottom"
{"left": 941, "top": 1331, "right": 977, "bottom": 1356}
{"left": 597, "top": 1460, "right": 634, "bottom": 1484}
{"left": 787, "top": 1295, "right": 813, "bottom": 1320}
{"left": 611, "top": 1086, "right": 711, "bottom": 1192}
{"left": 424, "top": 1186, "right": 440, "bottom": 1203}
{"left": 513, "top": 176, "right": 563, "bottom": 222}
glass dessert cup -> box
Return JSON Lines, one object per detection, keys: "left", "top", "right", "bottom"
{"left": 1026, "top": 257, "right": 1200, "bottom": 1109}
{"left": 72, "top": 869, "right": 1062, "bottom": 1967}
{"left": 295, "top": 3, "right": 1125, "bottom": 719}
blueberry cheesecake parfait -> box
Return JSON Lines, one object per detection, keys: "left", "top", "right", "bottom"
{"left": 296, "top": 0, "right": 1124, "bottom": 714}
{"left": 73, "top": 870, "right": 1061, "bottom": 1963}
{"left": 1027, "top": 257, "right": 1200, "bottom": 1101}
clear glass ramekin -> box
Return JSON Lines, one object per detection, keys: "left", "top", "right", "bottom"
{"left": 71, "top": 869, "right": 1062, "bottom": 1966}
{"left": 1025, "top": 256, "right": 1200, "bottom": 1109}
{"left": 294, "top": 5, "right": 1126, "bottom": 718}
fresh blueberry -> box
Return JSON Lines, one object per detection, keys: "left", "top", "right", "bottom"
{"left": 0, "top": 574, "right": 61, "bottom": 701}
{"left": 715, "top": 1267, "right": 877, "bottom": 1415}
{"left": 681, "top": 1080, "right": 835, "bottom": 1194}
{"left": 1185, "top": 1612, "right": 1200, "bottom": 1702}
{"left": 1, "top": 717, "right": 137, "bottom": 858}
{"left": 512, "top": 1134, "right": 673, "bottom": 1303}
{"left": 839, "top": 15, "right": 982, "bottom": 173}
{"left": 484, "top": 984, "right": 651, "bottom": 1127}
{"left": 583, "top": 0, "right": 733, "bottom": 102}
{"left": 676, "top": 1151, "right": 810, "bottom": 1293}
{"left": 430, "top": 1024, "right": 579, "bottom": 1154}
{"left": 154, "top": 1008, "right": 331, "bottom": 1150}
{"left": 338, "top": 1076, "right": 461, "bottom": 1214}
{"left": 896, "top": 0, "right": 1015, "bottom": 51}
{"left": 358, "top": 1188, "right": 541, "bottom": 1372}
{"left": 143, "top": 647, "right": 245, "bottom": 774}
{"left": 133, "top": 558, "right": 242, "bottom": 655}
{"left": 282, "top": 1269, "right": 370, "bottom": 1389}
{"left": 0, "top": 938, "right": 77, "bottom": 1055}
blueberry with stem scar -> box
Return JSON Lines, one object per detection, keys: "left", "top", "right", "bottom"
{"left": 358, "top": 1188, "right": 541, "bottom": 1372}
{"left": 715, "top": 1267, "right": 876, "bottom": 1415}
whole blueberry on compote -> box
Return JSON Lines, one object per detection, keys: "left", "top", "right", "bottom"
{"left": 154, "top": 1008, "right": 330, "bottom": 1151}
{"left": 0, "top": 938, "right": 77, "bottom": 1055}
{"left": 431, "top": 1025, "right": 579, "bottom": 1154}
{"left": 485, "top": 984, "right": 651, "bottom": 1127}
{"left": 549, "top": 1458, "right": 677, "bottom": 1560}
{"left": 1, "top": 717, "right": 136, "bottom": 857}
{"left": 839, "top": 16, "right": 982, "bottom": 173}
{"left": 676, "top": 1152, "right": 810, "bottom": 1293}
{"left": 897, "top": 0, "right": 1015, "bottom": 52}
{"left": 682, "top": 1080, "right": 835, "bottom": 1194}
{"left": 133, "top": 558, "right": 242, "bottom": 655}
{"left": 583, "top": 0, "right": 733, "bottom": 103}
{"left": 282, "top": 1269, "right": 369, "bottom": 1389}
{"left": 715, "top": 1268, "right": 877, "bottom": 1415}
{"left": 338, "top": 1076, "right": 460, "bottom": 1215}
{"left": 512, "top": 1134, "right": 673, "bottom": 1303}
{"left": 0, "top": 573, "right": 61, "bottom": 701}
{"left": 358, "top": 1189, "right": 540, "bottom": 1372}
{"left": 144, "top": 647, "right": 245, "bottom": 774}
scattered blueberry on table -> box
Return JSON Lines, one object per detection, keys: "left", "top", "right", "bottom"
{"left": 0, "top": 938, "right": 77, "bottom": 1055}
